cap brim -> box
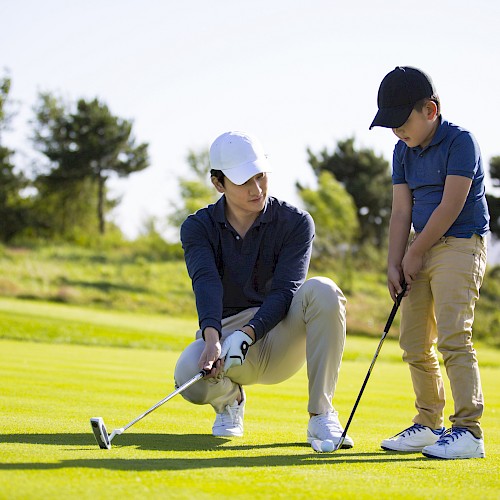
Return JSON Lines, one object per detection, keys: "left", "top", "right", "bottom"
{"left": 369, "top": 104, "right": 413, "bottom": 129}
{"left": 222, "top": 157, "right": 271, "bottom": 185}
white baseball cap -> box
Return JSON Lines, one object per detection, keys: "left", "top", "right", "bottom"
{"left": 209, "top": 131, "right": 271, "bottom": 185}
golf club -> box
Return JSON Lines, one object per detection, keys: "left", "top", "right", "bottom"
{"left": 331, "top": 282, "right": 407, "bottom": 452}
{"left": 91, "top": 369, "right": 208, "bottom": 449}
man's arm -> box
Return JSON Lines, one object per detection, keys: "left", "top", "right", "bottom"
{"left": 181, "top": 215, "right": 224, "bottom": 336}
{"left": 181, "top": 214, "right": 225, "bottom": 377}
{"left": 247, "top": 212, "right": 314, "bottom": 340}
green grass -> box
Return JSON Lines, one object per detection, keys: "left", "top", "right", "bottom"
{"left": 1, "top": 244, "right": 499, "bottom": 346}
{"left": 0, "top": 297, "right": 198, "bottom": 350}
{"left": 1, "top": 244, "right": 499, "bottom": 498}
{"left": 1, "top": 312, "right": 499, "bottom": 499}
{"left": 0, "top": 245, "right": 194, "bottom": 315}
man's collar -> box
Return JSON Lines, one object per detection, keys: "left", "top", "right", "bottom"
{"left": 213, "top": 196, "right": 227, "bottom": 223}
{"left": 214, "top": 195, "right": 273, "bottom": 225}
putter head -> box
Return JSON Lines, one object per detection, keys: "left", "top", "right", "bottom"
{"left": 90, "top": 417, "right": 111, "bottom": 449}
{"left": 108, "top": 427, "right": 124, "bottom": 441}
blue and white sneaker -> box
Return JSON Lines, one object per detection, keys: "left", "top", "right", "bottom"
{"left": 422, "top": 427, "right": 485, "bottom": 459}
{"left": 381, "top": 423, "right": 445, "bottom": 452}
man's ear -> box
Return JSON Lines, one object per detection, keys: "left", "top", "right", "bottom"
{"left": 211, "top": 176, "right": 225, "bottom": 193}
{"left": 426, "top": 100, "right": 438, "bottom": 120}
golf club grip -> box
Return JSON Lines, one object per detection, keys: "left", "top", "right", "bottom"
{"left": 383, "top": 281, "right": 407, "bottom": 333}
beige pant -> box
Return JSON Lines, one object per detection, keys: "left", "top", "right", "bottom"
{"left": 400, "top": 234, "right": 487, "bottom": 438}
{"left": 174, "top": 277, "right": 346, "bottom": 414}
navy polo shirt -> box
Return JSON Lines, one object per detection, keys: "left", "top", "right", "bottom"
{"left": 180, "top": 195, "right": 314, "bottom": 341}
{"left": 392, "top": 118, "right": 490, "bottom": 237}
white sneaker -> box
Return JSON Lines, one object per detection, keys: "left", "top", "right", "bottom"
{"left": 422, "top": 427, "right": 485, "bottom": 459}
{"left": 212, "top": 387, "right": 245, "bottom": 437}
{"left": 307, "top": 411, "right": 354, "bottom": 449}
{"left": 381, "top": 423, "right": 445, "bottom": 451}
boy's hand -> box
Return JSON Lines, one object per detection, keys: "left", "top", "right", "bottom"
{"left": 401, "top": 248, "right": 423, "bottom": 287}
{"left": 387, "top": 265, "right": 406, "bottom": 301}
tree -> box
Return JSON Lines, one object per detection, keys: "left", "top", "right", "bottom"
{"left": 0, "top": 74, "right": 30, "bottom": 242}
{"left": 167, "top": 149, "right": 217, "bottom": 230}
{"left": 487, "top": 156, "right": 500, "bottom": 239}
{"left": 297, "top": 171, "right": 359, "bottom": 269}
{"left": 32, "top": 93, "right": 149, "bottom": 236}
{"left": 307, "top": 138, "right": 392, "bottom": 249}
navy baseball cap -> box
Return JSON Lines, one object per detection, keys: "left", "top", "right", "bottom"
{"left": 369, "top": 66, "right": 436, "bottom": 129}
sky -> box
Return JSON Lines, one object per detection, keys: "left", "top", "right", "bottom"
{"left": 2, "top": 0, "right": 500, "bottom": 259}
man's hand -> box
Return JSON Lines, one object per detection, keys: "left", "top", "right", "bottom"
{"left": 198, "top": 327, "right": 223, "bottom": 378}
{"left": 220, "top": 330, "right": 254, "bottom": 371}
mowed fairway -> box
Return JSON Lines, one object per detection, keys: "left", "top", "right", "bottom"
{"left": 0, "top": 306, "right": 499, "bottom": 498}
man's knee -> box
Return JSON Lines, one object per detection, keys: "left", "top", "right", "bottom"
{"left": 302, "top": 276, "right": 346, "bottom": 304}
{"left": 302, "top": 276, "right": 346, "bottom": 312}
{"left": 177, "top": 378, "right": 213, "bottom": 406}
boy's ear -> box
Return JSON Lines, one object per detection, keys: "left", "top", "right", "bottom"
{"left": 425, "top": 100, "right": 439, "bottom": 120}
{"left": 211, "top": 176, "right": 225, "bottom": 193}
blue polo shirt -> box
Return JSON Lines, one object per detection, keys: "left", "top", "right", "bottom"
{"left": 180, "top": 195, "right": 314, "bottom": 341}
{"left": 392, "top": 118, "right": 490, "bottom": 237}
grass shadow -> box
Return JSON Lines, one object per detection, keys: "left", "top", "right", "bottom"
{"left": 58, "top": 277, "right": 149, "bottom": 294}
{"left": 0, "top": 433, "right": 428, "bottom": 471}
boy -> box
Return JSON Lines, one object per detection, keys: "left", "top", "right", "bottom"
{"left": 370, "top": 66, "right": 490, "bottom": 459}
{"left": 174, "top": 131, "right": 353, "bottom": 448}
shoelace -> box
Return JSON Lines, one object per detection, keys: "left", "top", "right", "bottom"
{"left": 216, "top": 403, "right": 242, "bottom": 427}
{"left": 435, "top": 427, "right": 468, "bottom": 446}
{"left": 393, "top": 423, "right": 426, "bottom": 438}
{"left": 315, "top": 411, "right": 342, "bottom": 433}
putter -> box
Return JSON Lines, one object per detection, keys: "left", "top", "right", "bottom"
{"left": 91, "top": 369, "right": 208, "bottom": 449}
{"left": 333, "top": 282, "right": 407, "bottom": 451}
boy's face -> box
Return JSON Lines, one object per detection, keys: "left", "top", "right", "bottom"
{"left": 392, "top": 103, "right": 439, "bottom": 149}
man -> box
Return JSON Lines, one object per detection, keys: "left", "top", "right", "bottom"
{"left": 174, "top": 130, "right": 353, "bottom": 448}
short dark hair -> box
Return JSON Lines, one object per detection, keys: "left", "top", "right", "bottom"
{"left": 413, "top": 95, "right": 441, "bottom": 115}
{"left": 210, "top": 169, "right": 225, "bottom": 186}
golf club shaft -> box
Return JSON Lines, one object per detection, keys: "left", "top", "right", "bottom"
{"left": 336, "top": 282, "right": 407, "bottom": 450}
{"left": 119, "top": 370, "right": 207, "bottom": 435}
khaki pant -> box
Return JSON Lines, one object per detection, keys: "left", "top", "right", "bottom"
{"left": 174, "top": 277, "right": 346, "bottom": 415}
{"left": 400, "top": 234, "right": 487, "bottom": 438}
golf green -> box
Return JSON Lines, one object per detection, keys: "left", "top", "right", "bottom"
{"left": 1, "top": 338, "right": 499, "bottom": 499}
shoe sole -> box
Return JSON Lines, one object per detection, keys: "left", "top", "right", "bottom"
{"left": 212, "top": 431, "right": 244, "bottom": 437}
{"left": 307, "top": 436, "right": 354, "bottom": 449}
{"left": 422, "top": 451, "right": 485, "bottom": 459}
{"left": 381, "top": 444, "right": 427, "bottom": 452}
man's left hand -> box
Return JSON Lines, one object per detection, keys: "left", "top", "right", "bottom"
{"left": 220, "top": 330, "right": 254, "bottom": 371}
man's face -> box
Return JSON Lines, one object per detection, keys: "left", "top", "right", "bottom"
{"left": 216, "top": 172, "right": 268, "bottom": 215}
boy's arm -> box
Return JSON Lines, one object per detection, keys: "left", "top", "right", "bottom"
{"left": 402, "top": 175, "right": 472, "bottom": 284}
{"left": 387, "top": 183, "right": 413, "bottom": 300}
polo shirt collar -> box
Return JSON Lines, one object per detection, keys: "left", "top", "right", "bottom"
{"left": 413, "top": 116, "right": 447, "bottom": 152}
{"left": 213, "top": 195, "right": 273, "bottom": 226}
{"left": 428, "top": 117, "right": 448, "bottom": 147}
